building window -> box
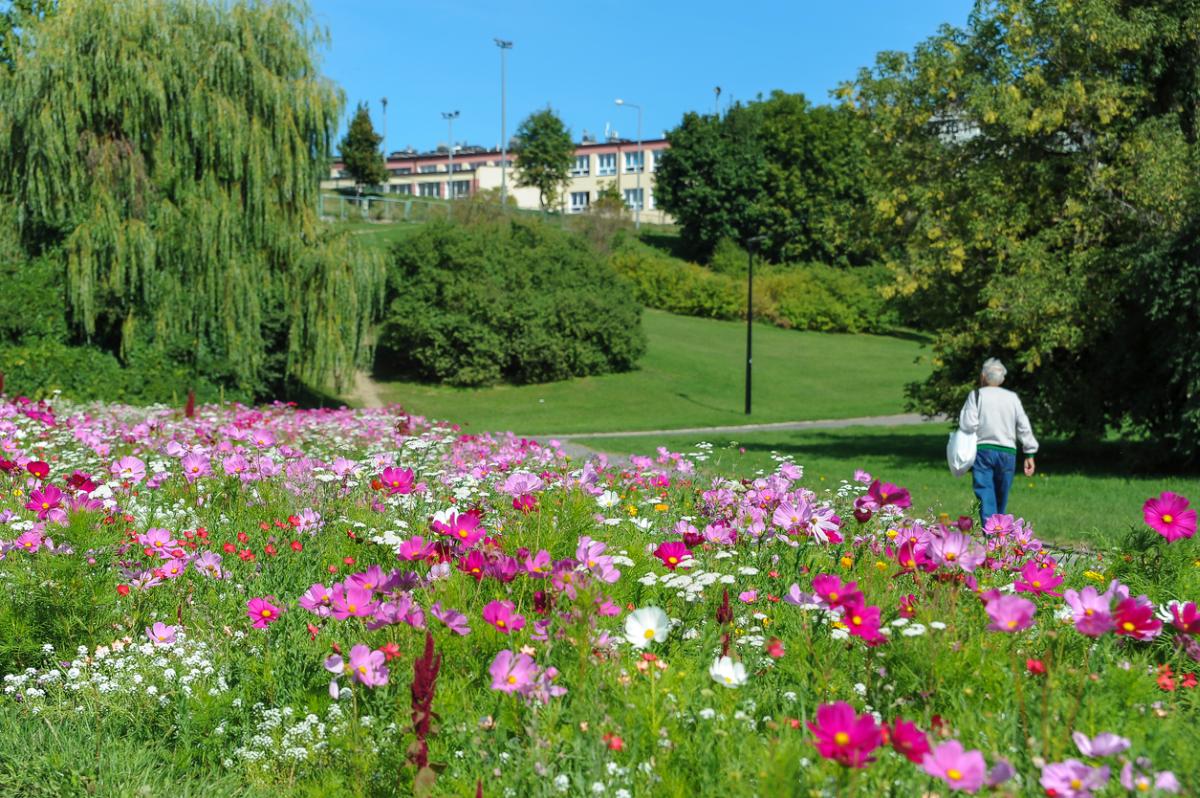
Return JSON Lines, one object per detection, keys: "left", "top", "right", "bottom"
{"left": 651, "top": 151, "right": 664, "bottom": 171}
{"left": 623, "top": 188, "right": 644, "bottom": 211}
{"left": 571, "top": 154, "right": 590, "bottom": 176}
{"left": 570, "top": 191, "right": 590, "bottom": 213}
{"left": 419, "top": 164, "right": 439, "bottom": 174}
{"left": 419, "top": 182, "right": 441, "bottom": 198}
{"left": 393, "top": 183, "right": 413, "bottom": 195}
{"left": 392, "top": 167, "right": 412, "bottom": 175}
{"left": 624, "top": 151, "right": 644, "bottom": 173}
{"left": 597, "top": 153, "right": 617, "bottom": 176}
{"left": 450, "top": 180, "right": 471, "bottom": 199}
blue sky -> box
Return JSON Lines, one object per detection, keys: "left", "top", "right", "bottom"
{"left": 309, "top": 0, "right": 974, "bottom": 153}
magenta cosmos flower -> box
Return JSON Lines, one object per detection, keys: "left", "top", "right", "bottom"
{"left": 653, "top": 540, "right": 691, "bottom": 570}
{"left": 1062, "top": 581, "right": 1126, "bottom": 637}
{"left": 885, "top": 719, "right": 930, "bottom": 764}
{"left": 482, "top": 600, "right": 526, "bottom": 634}
{"left": 1169, "top": 601, "right": 1200, "bottom": 635}
{"left": 806, "top": 701, "right": 882, "bottom": 768}
{"left": 434, "top": 511, "right": 485, "bottom": 548}
{"left": 1143, "top": 492, "right": 1196, "bottom": 542}
{"left": 489, "top": 649, "right": 537, "bottom": 693}
{"left": 1113, "top": 596, "right": 1163, "bottom": 641}
{"left": 378, "top": 466, "right": 414, "bottom": 495}
{"left": 24, "top": 485, "right": 64, "bottom": 520}
{"left": 1014, "top": 560, "right": 1063, "bottom": 595}
{"left": 246, "top": 597, "right": 283, "bottom": 629}
{"left": 145, "top": 622, "right": 178, "bottom": 646}
{"left": 985, "top": 594, "right": 1036, "bottom": 633}
{"left": 922, "top": 740, "right": 986, "bottom": 793}
{"left": 325, "top": 643, "right": 389, "bottom": 688}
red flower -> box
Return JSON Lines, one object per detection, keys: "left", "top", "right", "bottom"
{"left": 290, "top": 540, "right": 303, "bottom": 552}
{"left": 380, "top": 642, "right": 401, "bottom": 661}
{"left": 1025, "top": 659, "right": 1046, "bottom": 676}
{"left": 25, "top": 461, "right": 50, "bottom": 479}
{"left": 765, "top": 638, "right": 786, "bottom": 659}
{"left": 884, "top": 719, "right": 930, "bottom": 764}
{"left": 1182, "top": 673, "right": 1197, "bottom": 689}
{"left": 603, "top": 733, "right": 624, "bottom": 751}
{"left": 116, "top": 584, "right": 130, "bottom": 597}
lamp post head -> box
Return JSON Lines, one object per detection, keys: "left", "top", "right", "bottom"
{"left": 494, "top": 38, "right": 512, "bottom": 49}
{"left": 442, "top": 110, "right": 459, "bottom": 120}
{"left": 614, "top": 98, "right": 624, "bottom": 106}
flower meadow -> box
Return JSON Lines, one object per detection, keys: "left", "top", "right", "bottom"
{"left": 1, "top": 396, "right": 1198, "bottom": 797}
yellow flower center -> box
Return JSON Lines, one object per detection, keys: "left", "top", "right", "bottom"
{"left": 947, "top": 768, "right": 962, "bottom": 781}
{"left": 1122, "top": 621, "right": 1135, "bottom": 631}
{"left": 834, "top": 732, "right": 850, "bottom": 746}
{"left": 852, "top": 616, "right": 863, "bottom": 625}
{"left": 347, "top": 604, "right": 357, "bottom": 613}
{"left": 40, "top": 502, "right": 49, "bottom": 509}
{"left": 946, "top": 552, "right": 957, "bottom": 561}
{"left": 507, "top": 675, "right": 517, "bottom": 684}
{"left": 1070, "top": 779, "right": 1082, "bottom": 790}
{"left": 1085, "top": 609, "right": 1094, "bottom": 616}
{"left": 667, "top": 556, "right": 678, "bottom": 564}
{"left": 261, "top": 609, "right": 272, "bottom": 618}
{"left": 1163, "top": 514, "right": 1174, "bottom": 524}
{"left": 643, "top": 629, "right": 655, "bottom": 640}
{"left": 496, "top": 619, "right": 506, "bottom": 628}
{"left": 1007, "top": 620, "right": 1017, "bottom": 628}
{"left": 1032, "top": 580, "right": 1041, "bottom": 588}
{"left": 829, "top": 592, "right": 838, "bottom": 601}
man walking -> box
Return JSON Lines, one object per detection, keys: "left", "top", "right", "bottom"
{"left": 958, "top": 358, "right": 1038, "bottom": 525}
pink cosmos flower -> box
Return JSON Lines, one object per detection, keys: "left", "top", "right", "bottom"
{"left": 298, "top": 583, "right": 334, "bottom": 617}
{"left": 180, "top": 453, "right": 211, "bottom": 483}
{"left": 1040, "top": 760, "right": 1109, "bottom": 798}
{"left": 985, "top": 594, "right": 1036, "bottom": 633}
{"left": 194, "top": 551, "right": 224, "bottom": 579}
{"left": 652, "top": 541, "right": 691, "bottom": 571}
{"left": 434, "top": 511, "right": 485, "bottom": 548}
{"left": 489, "top": 649, "right": 537, "bottom": 693}
{"left": 1169, "top": 601, "right": 1200, "bottom": 635}
{"left": 246, "top": 597, "right": 282, "bottom": 629}
{"left": 1120, "top": 761, "right": 1180, "bottom": 794}
{"left": 325, "top": 644, "right": 389, "bottom": 688}
{"left": 922, "top": 740, "right": 987, "bottom": 793}
{"left": 1071, "top": 731, "right": 1130, "bottom": 757}
{"left": 1113, "top": 596, "right": 1162, "bottom": 641}
{"left": 330, "top": 583, "right": 378, "bottom": 620}
{"left": 501, "top": 471, "right": 543, "bottom": 496}
{"left": 841, "top": 598, "right": 885, "bottom": 646}
{"left": 807, "top": 701, "right": 882, "bottom": 768}
{"left": 139, "top": 527, "right": 175, "bottom": 553}
{"left": 379, "top": 466, "right": 415, "bottom": 495}
{"left": 868, "top": 479, "right": 911, "bottom": 510}
{"left": 1014, "top": 560, "right": 1063, "bottom": 595}
{"left": 349, "top": 564, "right": 386, "bottom": 593}
{"left": 24, "top": 485, "right": 64, "bottom": 521}
{"left": 1143, "top": 492, "right": 1196, "bottom": 542}
{"left": 111, "top": 456, "right": 146, "bottom": 483}
{"left": 482, "top": 600, "right": 526, "bottom": 634}
{"left": 431, "top": 602, "right": 471, "bottom": 635}
{"left": 1063, "top": 581, "right": 1127, "bottom": 637}
{"left": 221, "top": 453, "right": 249, "bottom": 477}
{"left": 927, "top": 529, "right": 986, "bottom": 572}
{"left": 145, "top": 622, "right": 178, "bottom": 645}
{"left": 886, "top": 718, "right": 931, "bottom": 764}
{"left": 396, "top": 535, "right": 436, "bottom": 561}
{"left": 772, "top": 500, "right": 812, "bottom": 532}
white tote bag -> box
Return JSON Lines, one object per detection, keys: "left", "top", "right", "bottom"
{"left": 946, "top": 428, "right": 976, "bottom": 478}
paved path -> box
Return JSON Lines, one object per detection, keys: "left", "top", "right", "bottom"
{"left": 538, "top": 413, "right": 945, "bottom": 441}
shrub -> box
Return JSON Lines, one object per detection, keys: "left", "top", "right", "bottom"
{"left": 609, "top": 240, "right": 896, "bottom": 334}
{"left": 378, "top": 217, "right": 646, "bottom": 386}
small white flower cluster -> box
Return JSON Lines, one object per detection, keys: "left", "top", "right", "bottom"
{"left": 636, "top": 567, "right": 733, "bottom": 601}
{"left": 229, "top": 702, "right": 349, "bottom": 769}
{"left": 2, "top": 634, "right": 224, "bottom": 713}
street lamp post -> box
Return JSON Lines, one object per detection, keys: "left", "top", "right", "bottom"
{"left": 614, "top": 98, "right": 643, "bottom": 230}
{"left": 745, "top": 235, "right": 767, "bottom": 415}
{"left": 442, "top": 110, "right": 459, "bottom": 208}
{"left": 494, "top": 39, "right": 513, "bottom": 207}
{"left": 381, "top": 96, "right": 388, "bottom": 151}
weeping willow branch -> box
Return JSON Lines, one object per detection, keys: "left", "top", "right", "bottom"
{"left": 0, "top": 0, "right": 383, "bottom": 394}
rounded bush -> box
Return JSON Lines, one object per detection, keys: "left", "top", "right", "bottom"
{"left": 378, "top": 218, "right": 646, "bottom": 386}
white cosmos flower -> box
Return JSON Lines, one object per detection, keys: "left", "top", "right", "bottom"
{"left": 624, "top": 607, "right": 670, "bottom": 648}
{"left": 709, "top": 656, "right": 748, "bottom": 688}
{"left": 596, "top": 490, "right": 620, "bottom": 508}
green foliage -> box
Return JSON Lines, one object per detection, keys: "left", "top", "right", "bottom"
{"left": 513, "top": 108, "right": 575, "bottom": 210}
{"left": 0, "top": 0, "right": 385, "bottom": 397}
{"left": 377, "top": 218, "right": 646, "bottom": 386}
{"left": 849, "top": 0, "right": 1200, "bottom": 460}
{"left": 655, "top": 95, "right": 877, "bottom": 265}
{"left": 609, "top": 241, "right": 895, "bottom": 334}
{"left": 338, "top": 102, "right": 388, "bottom": 188}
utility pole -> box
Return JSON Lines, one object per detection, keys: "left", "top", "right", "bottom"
{"left": 442, "top": 110, "right": 459, "bottom": 209}
{"left": 745, "top": 235, "right": 767, "bottom": 414}
{"left": 494, "top": 38, "right": 513, "bottom": 207}
{"left": 714, "top": 86, "right": 721, "bottom": 116}
{"left": 381, "top": 96, "right": 388, "bottom": 151}
{"left": 614, "top": 98, "right": 643, "bottom": 231}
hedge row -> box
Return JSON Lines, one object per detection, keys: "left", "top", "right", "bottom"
{"left": 609, "top": 241, "right": 896, "bottom": 334}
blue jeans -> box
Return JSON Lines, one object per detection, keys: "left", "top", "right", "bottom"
{"left": 973, "top": 448, "right": 1016, "bottom": 526}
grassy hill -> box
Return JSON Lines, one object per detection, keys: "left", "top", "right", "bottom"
{"left": 369, "top": 309, "right": 931, "bottom": 435}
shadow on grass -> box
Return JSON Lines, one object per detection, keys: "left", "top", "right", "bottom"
{"left": 735, "top": 430, "right": 1198, "bottom": 480}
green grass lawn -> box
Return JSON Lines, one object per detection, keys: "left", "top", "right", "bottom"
{"left": 371, "top": 309, "right": 931, "bottom": 434}
{"left": 572, "top": 425, "right": 1200, "bottom": 546}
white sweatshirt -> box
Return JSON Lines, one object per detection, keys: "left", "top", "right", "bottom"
{"left": 958, "top": 386, "right": 1039, "bottom": 455}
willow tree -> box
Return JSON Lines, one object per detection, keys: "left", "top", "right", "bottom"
{"left": 0, "top": 0, "right": 384, "bottom": 395}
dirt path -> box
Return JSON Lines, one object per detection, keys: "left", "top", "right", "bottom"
{"left": 348, "top": 371, "right": 387, "bottom": 408}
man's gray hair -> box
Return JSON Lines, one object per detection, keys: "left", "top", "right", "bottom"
{"left": 981, "top": 358, "right": 1007, "bottom": 386}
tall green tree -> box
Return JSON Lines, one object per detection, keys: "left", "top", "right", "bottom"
{"left": 514, "top": 108, "right": 574, "bottom": 210}
{"left": 0, "top": 0, "right": 55, "bottom": 71}
{"left": 339, "top": 102, "right": 388, "bottom": 189}
{"left": 654, "top": 105, "right": 768, "bottom": 262}
{"left": 850, "top": 0, "right": 1200, "bottom": 459}
{"left": 0, "top": 0, "right": 384, "bottom": 396}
